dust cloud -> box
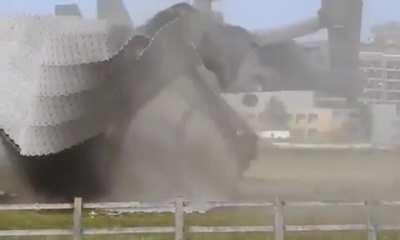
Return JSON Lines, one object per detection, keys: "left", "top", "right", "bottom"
{"left": 1, "top": 0, "right": 395, "bottom": 209}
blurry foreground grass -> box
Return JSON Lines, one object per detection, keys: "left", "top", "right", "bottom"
{"left": 1, "top": 208, "right": 400, "bottom": 240}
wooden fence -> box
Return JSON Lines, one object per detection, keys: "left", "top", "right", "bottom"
{"left": 1, "top": 197, "right": 400, "bottom": 240}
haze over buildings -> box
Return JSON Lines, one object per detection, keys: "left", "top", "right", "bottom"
{"left": 1, "top": 0, "right": 400, "bottom": 40}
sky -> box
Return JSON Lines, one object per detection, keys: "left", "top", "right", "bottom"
{"left": 0, "top": 0, "right": 399, "bottom": 38}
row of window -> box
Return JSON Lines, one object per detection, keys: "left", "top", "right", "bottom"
{"left": 387, "top": 82, "right": 400, "bottom": 89}
{"left": 387, "top": 61, "right": 400, "bottom": 70}
{"left": 360, "top": 60, "right": 400, "bottom": 69}
{"left": 364, "top": 91, "right": 384, "bottom": 99}
{"left": 360, "top": 60, "right": 382, "bottom": 68}
{"left": 364, "top": 91, "right": 400, "bottom": 100}
{"left": 362, "top": 69, "right": 400, "bottom": 79}
{"left": 387, "top": 92, "right": 400, "bottom": 100}
{"left": 365, "top": 81, "right": 400, "bottom": 90}
{"left": 388, "top": 71, "right": 400, "bottom": 80}
{"left": 363, "top": 69, "right": 383, "bottom": 78}
{"left": 366, "top": 80, "right": 385, "bottom": 89}
{"left": 289, "top": 113, "right": 319, "bottom": 124}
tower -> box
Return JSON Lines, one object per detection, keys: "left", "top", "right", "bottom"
{"left": 97, "top": 0, "right": 132, "bottom": 27}
{"left": 55, "top": 4, "right": 82, "bottom": 17}
{"left": 193, "top": 0, "right": 214, "bottom": 12}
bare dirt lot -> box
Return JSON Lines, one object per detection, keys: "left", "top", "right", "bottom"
{"left": 241, "top": 147, "right": 400, "bottom": 201}
{"left": 2, "top": 145, "right": 400, "bottom": 202}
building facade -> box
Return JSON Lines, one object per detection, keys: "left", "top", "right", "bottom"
{"left": 221, "top": 91, "right": 362, "bottom": 141}
{"left": 360, "top": 52, "right": 400, "bottom": 104}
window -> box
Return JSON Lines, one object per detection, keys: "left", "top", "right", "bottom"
{"left": 296, "top": 114, "right": 306, "bottom": 124}
{"left": 387, "top": 82, "right": 400, "bottom": 90}
{"left": 288, "top": 114, "right": 294, "bottom": 122}
{"left": 387, "top": 92, "right": 400, "bottom": 100}
{"left": 308, "top": 129, "right": 319, "bottom": 137}
{"left": 360, "top": 60, "right": 382, "bottom": 68}
{"left": 387, "top": 60, "right": 400, "bottom": 70}
{"left": 308, "top": 113, "right": 319, "bottom": 123}
{"left": 366, "top": 80, "right": 385, "bottom": 89}
{"left": 367, "top": 69, "right": 382, "bottom": 78}
{"left": 364, "top": 91, "right": 383, "bottom": 99}
{"left": 388, "top": 71, "right": 400, "bottom": 80}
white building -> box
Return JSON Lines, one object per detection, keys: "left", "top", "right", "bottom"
{"left": 360, "top": 52, "right": 400, "bottom": 104}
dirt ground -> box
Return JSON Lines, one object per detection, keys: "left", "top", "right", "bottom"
{"left": 1, "top": 145, "right": 400, "bottom": 202}
{"left": 240, "top": 147, "right": 400, "bottom": 201}
{"left": 2, "top": 145, "right": 400, "bottom": 228}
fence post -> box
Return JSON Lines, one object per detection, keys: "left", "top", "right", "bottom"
{"left": 366, "top": 201, "right": 378, "bottom": 240}
{"left": 73, "top": 197, "right": 83, "bottom": 240}
{"left": 175, "top": 197, "right": 185, "bottom": 240}
{"left": 274, "top": 197, "right": 284, "bottom": 240}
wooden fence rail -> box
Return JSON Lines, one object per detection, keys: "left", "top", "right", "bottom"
{"left": 1, "top": 197, "right": 400, "bottom": 239}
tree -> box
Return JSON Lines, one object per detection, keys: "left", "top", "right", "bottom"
{"left": 260, "top": 97, "right": 289, "bottom": 130}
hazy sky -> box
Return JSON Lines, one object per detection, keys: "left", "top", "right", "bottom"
{"left": 0, "top": 0, "right": 399, "bottom": 37}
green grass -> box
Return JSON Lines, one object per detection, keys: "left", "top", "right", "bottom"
{"left": 3, "top": 232, "right": 400, "bottom": 240}
{"left": 0, "top": 211, "right": 173, "bottom": 230}
{"left": 0, "top": 208, "right": 271, "bottom": 230}
{"left": 1, "top": 208, "right": 400, "bottom": 240}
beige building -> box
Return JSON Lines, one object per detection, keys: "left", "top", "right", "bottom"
{"left": 222, "top": 91, "right": 357, "bottom": 140}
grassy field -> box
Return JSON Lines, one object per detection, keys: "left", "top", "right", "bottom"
{"left": 0, "top": 208, "right": 268, "bottom": 240}
{"left": 1, "top": 206, "right": 400, "bottom": 240}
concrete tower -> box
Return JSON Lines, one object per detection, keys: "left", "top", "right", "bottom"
{"left": 55, "top": 4, "right": 82, "bottom": 17}
{"left": 193, "top": 0, "right": 214, "bottom": 12}
{"left": 97, "top": 0, "right": 132, "bottom": 27}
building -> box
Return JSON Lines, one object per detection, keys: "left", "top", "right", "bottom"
{"left": 359, "top": 22, "right": 400, "bottom": 104}
{"left": 360, "top": 52, "right": 400, "bottom": 104}
{"left": 370, "top": 104, "right": 400, "bottom": 148}
{"left": 193, "top": 0, "right": 213, "bottom": 12}
{"left": 221, "top": 91, "right": 362, "bottom": 141}
{"left": 192, "top": 0, "right": 224, "bottom": 23}
{"left": 55, "top": 4, "right": 82, "bottom": 17}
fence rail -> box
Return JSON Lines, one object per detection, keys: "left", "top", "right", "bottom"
{"left": 0, "top": 198, "right": 400, "bottom": 240}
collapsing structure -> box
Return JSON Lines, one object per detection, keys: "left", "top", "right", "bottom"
{"left": 0, "top": 0, "right": 363, "bottom": 199}
{"left": 0, "top": 0, "right": 258, "bottom": 199}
